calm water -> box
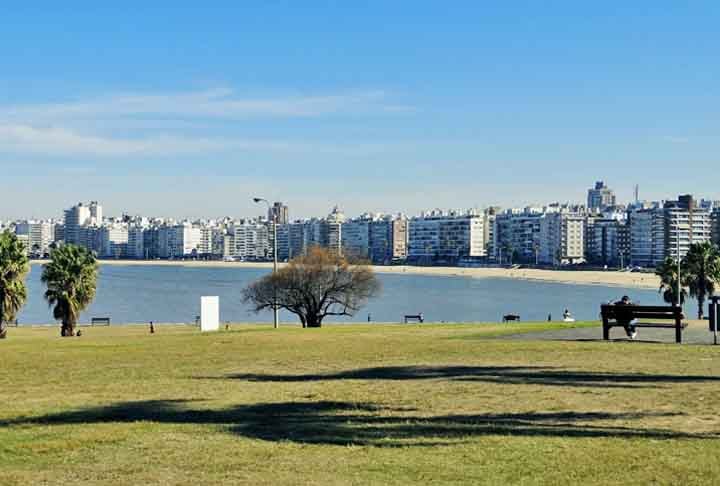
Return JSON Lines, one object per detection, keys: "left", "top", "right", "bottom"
{"left": 17, "top": 264, "right": 662, "bottom": 325}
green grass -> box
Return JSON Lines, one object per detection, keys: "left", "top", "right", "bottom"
{"left": 1, "top": 321, "right": 719, "bottom": 485}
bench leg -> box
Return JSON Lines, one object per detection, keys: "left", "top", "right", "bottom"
{"left": 603, "top": 325, "right": 609, "bottom": 341}
{"left": 676, "top": 325, "right": 682, "bottom": 344}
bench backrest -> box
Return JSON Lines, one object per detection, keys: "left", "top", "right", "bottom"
{"left": 91, "top": 317, "right": 111, "bottom": 325}
{"left": 600, "top": 305, "right": 682, "bottom": 321}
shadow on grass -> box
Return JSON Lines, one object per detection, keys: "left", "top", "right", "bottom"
{"left": 215, "top": 365, "right": 720, "bottom": 389}
{"left": 1, "top": 400, "right": 714, "bottom": 446}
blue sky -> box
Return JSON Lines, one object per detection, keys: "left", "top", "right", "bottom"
{"left": 2, "top": 2, "right": 719, "bottom": 219}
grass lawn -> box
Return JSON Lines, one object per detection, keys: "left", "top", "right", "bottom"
{"left": 1, "top": 321, "right": 719, "bottom": 485}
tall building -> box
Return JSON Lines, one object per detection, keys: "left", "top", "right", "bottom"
{"left": 585, "top": 216, "right": 625, "bottom": 266}
{"left": 407, "top": 210, "right": 485, "bottom": 264}
{"left": 127, "top": 225, "right": 146, "bottom": 259}
{"left": 268, "top": 202, "right": 289, "bottom": 225}
{"left": 14, "top": 221, "right": 54, "bottom": 256}
{"left": 97, "top": 223, "right": 129, "bottom": 258}
{"left": 158, "top": 223, "right": 203, "bottom": 258}
{"left": 493, "top": 208, "right": 543, "bottom": 264}
{"left": 629, "top": 195, "right": 712, "bottom": 267}
{"left": 369, "top": 216, "right": 408, "bottom": 264}
{"left": 342, "top": 217, "right": 371, "bottom": 259}
{"left": 713, "top": 207, "right": 720, "bottom": 246}
{"left": 63, "top": 203, "right": 92, "bottom": 246}
{"left": 629, "top": 207, "right": 660, "bottom": 267}
{"left": 325, "top": 206, "right": 345, "bottom": 255}
{"left": 587, "top": 181, "right": 616, "bottom": 211}
{"left": 538, "top": 211, "right": 585, "bottom": 265}
{"left": 63, "top": 201, "right": 102, "bottom": 250}
{"left": 663, "top": 194, "right": 712, "bottom": 262}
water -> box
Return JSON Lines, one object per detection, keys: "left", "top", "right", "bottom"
{"left": 17, "top": 264, "right": 663, "bottom": 325}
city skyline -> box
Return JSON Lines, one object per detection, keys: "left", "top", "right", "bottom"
{"left": 3, "top": 3, "right": 720, "bottom": 218}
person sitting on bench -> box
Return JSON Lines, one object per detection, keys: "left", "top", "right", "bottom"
{"left": 614, "top": 295, "right": 638, "bottom": 339}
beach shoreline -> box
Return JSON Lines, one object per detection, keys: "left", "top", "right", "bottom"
{"left": 30, "top": 259, "right": 661, "bottom": 289}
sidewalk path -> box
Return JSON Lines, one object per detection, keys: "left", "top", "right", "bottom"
{"left": 500, "top": 321, "right": 716, "bottom": 345}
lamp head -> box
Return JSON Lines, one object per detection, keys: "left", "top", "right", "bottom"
{"left": 253, "top": 197, "right": 263, "bottom": 203}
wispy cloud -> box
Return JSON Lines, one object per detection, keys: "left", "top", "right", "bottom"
{"left": 0, "top": 88, "right": 411, "bottom": 122}
{"left": 0, "top": 88, "right": 413, "bottom": 157}
{"left": 0, "top": 123, "right": 392, "bottom": 157}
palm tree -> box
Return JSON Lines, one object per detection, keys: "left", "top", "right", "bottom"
{"left": 0, "top": 231, "right": 30, "bottom": 339}
{"left": 655, "top": 256, "right": 687, "bottom": 306}
{"left": 41, "top": 244, "right": 98, "bottom": 337}
{"left": 682, "top": 241, "right": 720, "bottom": 319}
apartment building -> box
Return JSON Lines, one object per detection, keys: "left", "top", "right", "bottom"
{"left": 14, "top": 220, "right": 54, "bottom": 256}
{"left": 97, "top": 223, "right": 129, "bottom": 258}
{"left": 538, "top": 211, "right": 585, "bottom": 265}
{"left": 407, "top": 210, "right": 485, "bottom": 264}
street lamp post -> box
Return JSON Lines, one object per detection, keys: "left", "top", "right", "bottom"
{"left": 676, "top": 227, "right": 682, "bottom": 308}
{"left": 253, "top": 197, "right": 279, "bottom": 329}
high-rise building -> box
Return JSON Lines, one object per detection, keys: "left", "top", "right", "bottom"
{"left": 493, "top": 208, "right": 543, "bottom": 264}
{"left": 663, "top": 194, "right": 712, "bottom": 262}
{"left": 368, "top": 216, "right": 408, "bottom": 264}
{"left": 585, "top": 216, "right": 625, "bottom": 266}
{"left": 127, "top": 225, "right": 146, "bottom": 259}
{"left": 158, "top": 223, "right": 203, "bottom": 258}
{"left": 587, "top": 181, "right": 617, "bottom": 211}
{"left": 407, "top": 210, "right": 485, "bottom": 264}
{"left": 63, "top": 203, "right": 92, "bottom": 246}
{"left": 269, "top": 202, "right": 289, "bottom": 225}
{"left": 712, "top": 207, "right": 720, "bottom": 246}
{"left": 325, "top": 206, "right": 345, "bottom": 255}
{"left": 63, "top": 201, "right": 102, "bottom": 250}
{"left": 97, "top": 223, "right": 129, "bottom": 258}
{"left": 538, "top": 211, "right": 585, "bottom": 265}
{"left": 629, "top": 207, "right": 660, "bottom": 267}
{"left": 14, "top": 220, "right": 54, "bottom": 256}
{"left": 342, "top": 217, "right": 371, "bottom": 259}
{"left": 628, "top": 195, "right": 712, "bottom": 267}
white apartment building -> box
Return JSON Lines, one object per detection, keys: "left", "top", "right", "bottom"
{"left": 325, "top": 207, "right": 345, "bottom": 255}
{"left": 64, "top": 201, "right": 102, "bottom": 250}
{"left": 228, "top": 222, "right": 269, "bottom": 260}
{"left": 629, "top": 195, "right": 712, "bottom": 267}
{"left": 408, "top": 210, "right": 485, "bottom": 263}
{"left": 14, "top": 220, "right": 54, "bottom": 256}
{"left": 158, "top": 223, "right": 203, "bottom": 258}
{"left": 97, "top": 223, "right": 129, "bottom": 258}
{"left": 538, "top": 211, "right": 585, "bottom": 265}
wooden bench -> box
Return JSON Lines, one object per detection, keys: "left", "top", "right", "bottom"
{"left": 600, "top": 304, "right": 686, "bottom": 343}
{"left": 503, "top": 314, "right": 520, "bottom": 323}
{"left": 90, "top": 317, "right": 111, "bottom": 326}
{"left": 404, "top": 314, "right": 424, "bottom": 323}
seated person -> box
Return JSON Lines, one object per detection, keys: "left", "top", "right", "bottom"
{"left": 614, "top": 295, "right": 638, "bottom": 339}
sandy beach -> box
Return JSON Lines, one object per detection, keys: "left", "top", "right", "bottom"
{"left": 31, "top": 259, "right": 661, "bottom": 289}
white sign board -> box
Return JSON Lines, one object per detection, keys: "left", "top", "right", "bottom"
{"left": 200, "top": 296, "right": 220, "bottom": 332}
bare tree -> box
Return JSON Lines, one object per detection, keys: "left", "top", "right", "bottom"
{"left": 242, "top": 246, "right": 381, "bottom": 328}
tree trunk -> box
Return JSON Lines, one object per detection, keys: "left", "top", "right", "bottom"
{"left": 61, "top": 318, "right": 75, "bottom": 337}
{"left": 0, "top": 321, "right": 7, "bottom": 339}
{"left": 698, "top": 293, "right": 706, "bottom": 320}
{"left": 305, "top": 312, "right": 322, "bottom": 328}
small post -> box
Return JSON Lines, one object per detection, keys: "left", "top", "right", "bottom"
{"left": 711, "top": 296, "right": 719, "bottom": 345}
